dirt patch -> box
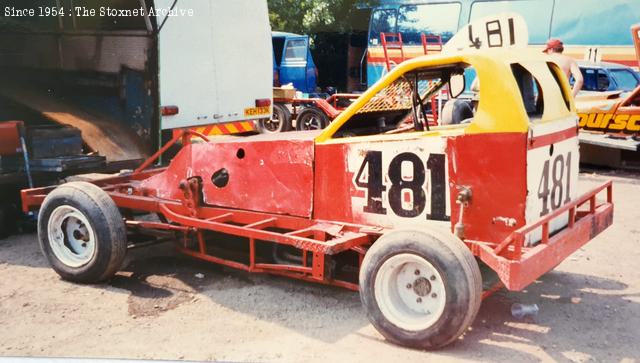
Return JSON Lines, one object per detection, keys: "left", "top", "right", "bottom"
{"left": 110, "top": 257, "right": 199, "bottom": 318}
{"left": 0, "top": 173, "right": 639, "bottom": 362}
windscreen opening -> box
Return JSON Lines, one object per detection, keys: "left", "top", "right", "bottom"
{"left": 610, "top": 69, "right": 640, "bottom": 91}
{"left": 511, "top": 63, "right": 544, "bottom": 119}
{"left": 332, "top": 64, "right": 470, "bottom": 139}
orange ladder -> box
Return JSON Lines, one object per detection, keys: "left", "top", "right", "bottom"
{"left": 380, "top": 33, "right": 404, "bottom": 72}
{"left": 421, "top": 34, "right": 443, "bottom": 55}
{"left": 379, "top": 32, "right": 445, "bottom": 125}
{"left": 632, "top": 24, "right": 640, "bottom": 68}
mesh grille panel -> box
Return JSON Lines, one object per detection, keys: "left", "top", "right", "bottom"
{"left": 356, "top": 76, "right": 443, "bottom": 114}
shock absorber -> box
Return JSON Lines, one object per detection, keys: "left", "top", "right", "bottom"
{"left": 454, "top": 185, "right": 472, "bottom": 239}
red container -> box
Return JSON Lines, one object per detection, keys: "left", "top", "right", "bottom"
{"left": 0, "top": 121, "right": 23, "bottom": 156}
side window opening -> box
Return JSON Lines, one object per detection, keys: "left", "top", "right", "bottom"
{"left": 272, "top": 38, "right": 285, "bottom": 66}
{"left": 580, "top": 68, "right": 597, "bottom": 91}
{"left": 596, "top": 70, "right": 610, "bottom": 91}
{"left": 284, "top": 39, "right": 307, "bottom": 61}
{"left": 547, "top": 62, "right": 571, "bottom": 111}
{"left": 610, "top": 69, "right": 640, "bottom": 91}
{"left": 369, "top": 9, "right": 397, "bottom": 45}
{"left": 511, "top": 63, "right": 544, "bottom": 119}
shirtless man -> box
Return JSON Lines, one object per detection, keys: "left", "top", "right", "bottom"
{"left": 544, "top": 38, "right": 584, "bottom": 97}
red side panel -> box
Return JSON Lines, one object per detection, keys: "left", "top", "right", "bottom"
{"left": 314, "top": 137, "right": 449, "bottom": 228}
{"left": 447, "top": 133, "right": 528, "bottom": 243}
{"left": 141, "top": 137, "right": 315, "bottom": 217}
{"left": 313, "top": 143, "right": 353, "bottom": 222}
{"left": 0, "top": 121, "right": 23, "bottom": 156}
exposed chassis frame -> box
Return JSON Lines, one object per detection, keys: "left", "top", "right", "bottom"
{"left": 274, "top": 93, "right": 360, "bottom": 122}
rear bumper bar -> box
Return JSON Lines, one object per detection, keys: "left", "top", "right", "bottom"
{"left": 468, "top": 181, "right": 613, "bottom": 291}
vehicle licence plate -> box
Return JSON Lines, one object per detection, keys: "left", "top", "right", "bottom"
{"left": 244, "top": 106, "right": 270, "bottom": 116}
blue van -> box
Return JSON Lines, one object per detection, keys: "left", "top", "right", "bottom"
{"left": 272, "top": 32, "right": 318, "bottom": 94}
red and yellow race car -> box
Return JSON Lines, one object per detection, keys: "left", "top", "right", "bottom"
{"left": 573, "top": 24, "right": 640, "bottom": 166}
{"left": 22, "top": 48, "right": 613, "bottom": 350}
{"left": 577, "top": 85, "right": 640, "bottom": 134}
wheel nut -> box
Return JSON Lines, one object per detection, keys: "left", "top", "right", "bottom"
{"left": 416, "top": 297, "right": 422, "bottom": 303}
{"left": 431, "top": 293, "right": 437, "bottom": 298}
{"left": 430, "top": 275, "right": 436, "bottom": 281}
{"left": 406, "top": 283, "right": 412, "bottom": 289}
{"left": 414, "top": 269, "right": 420, "bottom": 275}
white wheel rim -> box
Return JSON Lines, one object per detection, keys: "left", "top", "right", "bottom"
{"left": 47, "top": 205, "right": 96, "bottom": 268}
{"left": 374, "top": 254, "right": 446, "bottom": 331}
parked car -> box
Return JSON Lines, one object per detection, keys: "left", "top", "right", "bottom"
{"left": 573, "top": 61, "right": 640, "bottom": 93}
{"left": 272, "top": 31, "right": 318, "bottom": 94}
{"left": 576, "top": 84, "right": 640, "bottom": 134}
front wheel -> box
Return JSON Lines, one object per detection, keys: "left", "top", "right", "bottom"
{"left": 359, "top": 229, "right": 482, "bottom": 350}
{"left": 295, "top": 107, "right": 329, "bottom": 131}
{"left": 38, "top": 181, "right": 127, "bottom": 283}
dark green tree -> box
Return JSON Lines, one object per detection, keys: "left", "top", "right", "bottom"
{"left": 268, "top": 0, "right": 377, "bottom": 34}
{"left": 268, "top": 0, "right": 378, "bottom": 90}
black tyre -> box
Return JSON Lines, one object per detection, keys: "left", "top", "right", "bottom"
{"left": 38, "top": 181, "right": 127, "bottom": 283}
{"left": 359, "top": 229, "right": 482, "bottom": 350}
{"left": 257, "top": 103, "right": 291, "bottom": 133}
{"left": 295, "top": 107, "right": 330, "bottom": 131}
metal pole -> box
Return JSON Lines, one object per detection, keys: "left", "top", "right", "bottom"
{"left": 18, "top": 125, "right": 34, "bottom": 189}
{"left": 139, "top": 0, "right": 153, "bottom": 33}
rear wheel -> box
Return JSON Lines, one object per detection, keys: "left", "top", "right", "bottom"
{"left": 38, "top": 181, "right": 127, "bottom": 283}
{"left": 296, "top": 107, "right": 329, "bottom": 131}
{"left": 360, "top": 229, "right": 482, "bottom": 350}
{"left": 257, "top": 103, "right": 291, "bottom": 133}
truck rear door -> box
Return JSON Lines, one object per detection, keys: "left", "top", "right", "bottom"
{"left": 155, "top": 0, "right": 272, "bottom": 129}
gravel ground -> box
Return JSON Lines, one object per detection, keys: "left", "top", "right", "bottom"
{"left": 1, "top": 172, "right": 639, "bottom": 362}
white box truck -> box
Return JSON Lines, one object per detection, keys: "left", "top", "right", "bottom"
{"left": 0, "top": 0, "right": 273, "bottom": 164}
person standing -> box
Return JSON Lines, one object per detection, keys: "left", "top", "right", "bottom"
{"left": 544, "top": 38, "right": 584, "bottom": 97}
